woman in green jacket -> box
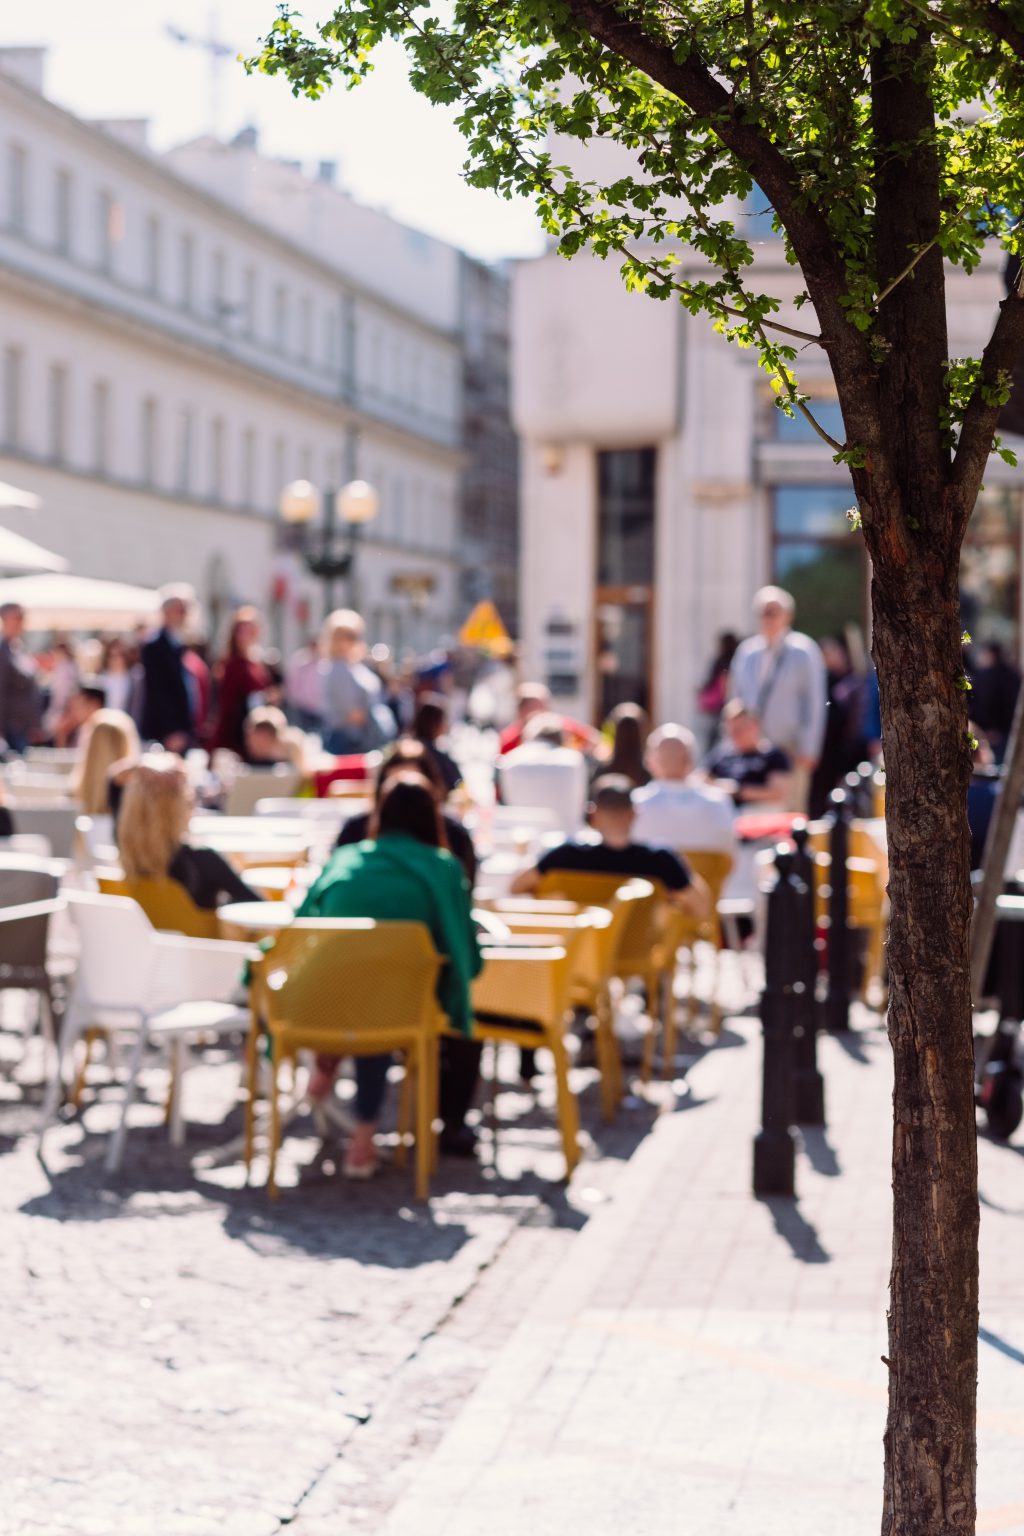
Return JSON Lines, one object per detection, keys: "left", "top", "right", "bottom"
{"left": 298, "top": 772, "right": 482, "bottom": 1178}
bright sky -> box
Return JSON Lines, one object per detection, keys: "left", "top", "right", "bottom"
{"left": 2, "top": 1, "right": 545, "bottom": 261}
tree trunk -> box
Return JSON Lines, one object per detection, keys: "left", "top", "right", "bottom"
{"left": 871, "top": 552, "right": 979, "bottom": 1536}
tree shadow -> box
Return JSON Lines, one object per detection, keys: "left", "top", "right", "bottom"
{"left": 799, "top": 1125, "right": 842, "bottom": 1176}
{"left": 759, "top": 1195, "right": 831, "bottom": 1263}
{"left": 979, "top": 1324, "right": 1024, "bottom": 1366}
{"left": 825, "top": 1028, "right": 874, "bottom": 1065}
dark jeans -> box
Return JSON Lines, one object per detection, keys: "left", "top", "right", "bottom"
{"left": 319, "top": 1037, "right": 484, "bottom": 1128}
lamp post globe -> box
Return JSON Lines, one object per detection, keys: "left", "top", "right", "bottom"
{"left": 279, "top": 479, "right": 321, "bottom": 525}
{"left": 335, "top": 479, "right": 380, "bottom": 527}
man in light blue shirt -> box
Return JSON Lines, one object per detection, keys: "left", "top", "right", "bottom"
{"left": 728, "top": 586, "right": 826, "bottom": 811}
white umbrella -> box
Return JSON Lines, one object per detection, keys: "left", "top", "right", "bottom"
{"left": 0, "top": 479, "right": 41, "bottom": 511}
{"left": 0, "top": 526, "right": 68, "bottom": 575}
{"left": 0, "top": 572, "right": 161, "bottom": 630}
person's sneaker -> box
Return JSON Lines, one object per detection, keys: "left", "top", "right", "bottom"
{"left": 342, "top": 1143, "right": 379, "bottom": 1179}
{"left": 439, "top": 1124, "right": 479, "bottom": 1158}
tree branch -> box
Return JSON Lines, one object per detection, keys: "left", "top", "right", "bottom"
{"left": 950, "top": 278, "right": 1024, "bottom": 514}
{"left": 557, "top": 0, "right": 882, "bottom": 436}
{"left": 959, "top": 0, "right": 1024, "bottom": 63}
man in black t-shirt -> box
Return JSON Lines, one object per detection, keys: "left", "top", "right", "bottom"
{"left": 511, "top": 776, "right": 708, "bottom": 919}
{"left": 705, "top": 702, "right": 792, "bottom": 807}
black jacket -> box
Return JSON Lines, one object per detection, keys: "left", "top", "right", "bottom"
{"left": 140, "top": 630, "right": 192, "bottom": 745}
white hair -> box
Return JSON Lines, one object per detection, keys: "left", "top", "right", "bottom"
{"left": 752, "top": 585, "right": 795, "bottom": 616}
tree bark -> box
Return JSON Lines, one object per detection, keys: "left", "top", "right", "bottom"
{"left": 869, "top": 553, "right": 979, "bottom": 1536}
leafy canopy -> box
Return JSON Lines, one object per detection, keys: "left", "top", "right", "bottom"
{"left": 247, "top": 0, "right": 1024, "bottom": 464}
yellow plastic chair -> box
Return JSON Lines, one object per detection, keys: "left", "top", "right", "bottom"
{"left": 470, "top": 940, "right": 581, "bottom": 1176}
{"left": 535, "top": 873, "right": 656, "bottom": 1119}
{"left": 245, "top": 919, "right": 445, "bottom": 1199}
{"left": 672, "top": 849, "right": 736, "bottom": 1047}
{"left": 96, "top": 872, "right": 220, "bottom": 939}
{"left": 806, "top": 827, "right": 888, "bottom": 1000}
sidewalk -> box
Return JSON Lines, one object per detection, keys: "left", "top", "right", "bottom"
{"left": 381, "top": 1016, "right": 1024, "bottom": 1536}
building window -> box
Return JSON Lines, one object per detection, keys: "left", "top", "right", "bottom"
{"left": 8, "top": 144, "right": 26, "bottom": 233}
{"left": 773, "top": 397, "right": 846, "bottom": 445}
{"left": 299, "top": 294, "right": 312, "bottom": 361}
{"left": 961, "top": 489, "right": 1022, "bottom": 655}
{"left": 141, "top": 396, "right": 159, "bottom": 485}
{"left": 244, "top": 266, "right": 257, "bottom": 338}
{"left": 299, "top": 444, "right": 313, "bottom": 480}
{"left": 3, "top": 346, "right": 22, "bottom": 449}
{"left": 92, "top": 379, "right": 110, "bottom": 475}
{"left": 211, "top": 249, "right": 226, "bottom": 323}
{"left": 597, "top": 448, "right": 656, "bottom": 585}
{"left": 96, "top": 189, "right": 115, "bottom": 273}
{"left": 241, "top": 428, "right": 256, "bottom": 506}
{"left": 273, "top": 284, "right": 288, "bottom": 349}
{"left": 272, "top": 435, "right": 285, "bottom": 502}
{"left": 179, "top": 232, "right": 194, "bottom": 310}
{"left": 54, "top": 168, "right": 72, "bottom": 255}
{"left": 209, "top": 416, "right": 225, "bottom": 501}
{"left": 176, "top": 407, "right": 192, "bottom": 493}
{"left": 48, "top": 364, "right": 68, "bottom": 463}
{"left": 145, "top": 215, "right": 161, "bottom": 296}
{"left": 772, "top": 485, "right": 866, "bottom": 638}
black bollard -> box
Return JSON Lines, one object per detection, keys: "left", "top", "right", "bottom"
{"left": 753, "top": 845, "right": 800, "bottom": 1196}
{"left": 824, "top": 787, "right": 852, "bottom": 1032}
{"left": 791, "top": 821, "right": 826, "bottom": 1126}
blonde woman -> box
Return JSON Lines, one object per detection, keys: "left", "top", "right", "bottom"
{"left": 117, "top": 756, "right": 259, "bottom": 909}
{"left": 74, "top": 709, "right": 140, "bottom": 815}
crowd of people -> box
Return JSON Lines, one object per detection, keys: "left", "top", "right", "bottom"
{"left": 3, "top": 574, "right": 1018, "bottom": 1175}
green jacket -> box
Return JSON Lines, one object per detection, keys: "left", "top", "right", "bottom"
{"left": 296, "top": 833, "right": 482, "bottom": 1034}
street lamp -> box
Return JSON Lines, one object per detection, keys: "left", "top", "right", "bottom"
{"left": 279, "top": 477, "right": 380, "bottom": 617}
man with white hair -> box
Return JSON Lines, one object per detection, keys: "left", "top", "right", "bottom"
{"left": 631, "top": 724, "right": 736, "bottom": 854}
{"left": 728, "top": 585, "right": 826, "bottom": 812}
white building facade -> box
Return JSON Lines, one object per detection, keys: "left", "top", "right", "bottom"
{"left": 0, "top": 48, "right": 490, "bottom": 654}
{"left": 512, "top": 221, "right": 1022, "bottom": 730}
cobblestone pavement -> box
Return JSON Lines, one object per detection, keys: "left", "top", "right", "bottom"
{"left": 378, "top": 1012, "right": 1024, "bottom": 1536}
{"left": 0, "top": 1000, "right": 694, "bottom": 1536}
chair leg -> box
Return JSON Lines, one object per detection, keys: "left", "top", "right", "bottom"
{"left": 395, "top": 1054, "right": 413, "bottom": 1171}
{"left": 106, "top": 1020, "right": 148, "bottom": 1174}
{"left": 595, "top": 994, "right": 620, "bottom": 1123}
{"left": 69, "top": 1026, "right": 100, "bottom": 1109}
{"left": 414, "top": 1041, "right": 431, "bottom": 1200}
{"left": 38, "top": 1005, "right": 86, "bottom": 1156}
{"left": 267, "top": 1052, "right": 282, "bottom": 1199}
{"left": 663, "top": 966, "right": 681, "bottom": 1080}
{"left": 243, "top": 1018, "right": 259, "bottom": 1176}
{"left": 167, "top": 1038, "right": 187, "bottom": 1148}
{"left": 548, "top": 1032, "right": 580, "bottom": 1176}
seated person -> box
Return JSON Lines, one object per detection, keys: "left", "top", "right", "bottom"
{"left": 632, "top": 724, "right": 736, "bottom": 854}
{"left": 0, "top": 780, "right": 13, "bottom": 839}
{"left": 498, "top": 682, "right": 599, "bottom": 756}
{"left": 511, "top": 775, "right": 709, "bottom": 920}
{"left": 413, "top": 693, "right": 462, "bottom": 795}
{"left": 52, "top": 682, "right": 106, "bottom": 749}
{"left": 967, "top": 724, "right": 999, "bottom": 872}
{"left": 73, "top": 708, "right": 140, "bottom": 815}
{"left": 498, "top": 713, "right": 590, "bottom": 837}
{"left": 243, "top": 705, "right": 307, "bottom": 772}
{"left": 704, "top": 701, "right": 792, "bottom": 807}
{"left": 337, "top": 737, "right": 477, "bottom": 885}
{"left": 297, "top": 773, "right": 483, "bottom": 1176}
{"left": 117, "top": 756, "right": 261, "bottom": 909}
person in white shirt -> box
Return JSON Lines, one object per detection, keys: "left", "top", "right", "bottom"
{"left": 632, "top": 724, "right": 736, "bottom": 854}
{"left": 498, "top": 713, "right": 589, "bottom": 837}
{"left": 728, "top": 586, "right": 826, "bottom": 812}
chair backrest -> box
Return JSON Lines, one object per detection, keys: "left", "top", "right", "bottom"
{"left": 66, "top": 890, "right": 160, "bottom": 1008}
{"left": 0, "top": 833, "right": 54, "bottom": 859}
{"left": 7, "top": 806, "right": 79, "bottom": 858}
{"left": 255, "top": 798, "right": 343, "bottom": 821}
{"left": 96, "top": 874, "right": 220, "bottom": 939}
{"left": 0, "top": 863, "right": 60, "bottom": 908}
{"left": 0, "top": 897, "right": 62, "bottom": 972}
{"left": 264, "top": 920, "right": 443, "bottom": 1039}
{"left": 473, "top": 942, "right": 575, "bottom": 1029}
{"left": 224, "top": 766, "right": 301, "bottom": 817}
{"left": 681, "top": 849, "right": 734, "bottom": 902}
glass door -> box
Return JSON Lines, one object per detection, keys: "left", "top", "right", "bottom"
{"left": 594, "top": 586, "right": 653, "bottom": 721}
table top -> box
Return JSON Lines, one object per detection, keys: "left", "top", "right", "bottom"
{"left": 217, "top": 901, "right": 295, "bottom": 936}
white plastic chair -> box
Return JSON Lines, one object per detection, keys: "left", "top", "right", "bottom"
{"left": 75, "top": 814, "right": 118, "bottom": 866}
{"left": 38, "top": 891, "right": 253, "bottom": 1172}
{"left": 0, "top": 833, "right": 55, "bottom": 859}
{"left": 223, "top": 767, "right": 301, "bottom": 816}
{"left": 255, "top": 798, "right": 345, "bottom": 821}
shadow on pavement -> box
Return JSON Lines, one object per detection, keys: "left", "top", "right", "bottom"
{"left": 800, "top": 1126, "right": 842, "bottom": 1177}
{"left": 761, "top": 1195, "right": 831, "bottom": 1263}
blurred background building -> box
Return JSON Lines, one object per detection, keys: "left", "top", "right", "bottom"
{"left": 0, "top": 46, "right": 518, "bottom": 653}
